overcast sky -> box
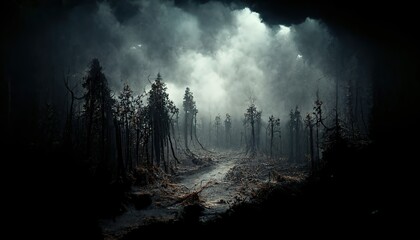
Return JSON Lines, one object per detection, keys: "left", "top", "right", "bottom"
{"left": 8, "top": 0, "right": 369, "bottom": 122}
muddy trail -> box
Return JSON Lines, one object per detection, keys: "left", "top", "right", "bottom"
{"left": 100, "top": 150, "right": 307, "bottom": 239}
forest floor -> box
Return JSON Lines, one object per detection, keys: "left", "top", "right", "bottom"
{"left": 99, "top": 150, "right": 307, "bottom": 239}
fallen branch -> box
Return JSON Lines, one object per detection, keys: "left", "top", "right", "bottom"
{"left": 171, "top": 181, "right": 215, "bottom": 206}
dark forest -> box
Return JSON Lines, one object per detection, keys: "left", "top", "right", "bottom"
{"left": 2, "top": 0, "right": 419, "bottom": 238}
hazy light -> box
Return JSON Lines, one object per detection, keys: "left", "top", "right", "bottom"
{"left": 279, "top": 25, "right": 290, "bottom": 35}
{"left": 166, "top": 82, "right": 184, "bottom": 106}
{"left": 297, "top": 54, "right": 302, "bottom": 59}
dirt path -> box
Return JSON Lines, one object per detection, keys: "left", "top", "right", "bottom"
{"left": 177, "top": 151, "right": 244, "bottom": 220}
{"left": 179, "top": 151, "right": 239, "bottom": 189}
{"left": 100, "top": 150, "right": 305, "bottom": 239}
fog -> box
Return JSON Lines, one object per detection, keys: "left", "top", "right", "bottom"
{"left": 7, "top": 0, "right": 371, "bottom": 123}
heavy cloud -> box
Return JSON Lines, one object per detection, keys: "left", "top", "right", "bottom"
{"left": 7, "top": 0, "right": 370, "bottom": 123}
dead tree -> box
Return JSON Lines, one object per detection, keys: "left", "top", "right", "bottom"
{"left": 224, "top": 113, "right": 232, "bottom": 148}
{"left": 215, "top": 114, "right": 221, "bottom": 147}
{"left": 244, "top": 101, "right": 260, "bottom": 155}
{"left": 304, "top": 113, "right": 315, "bottom": 172}
{"left": 267, "top": 115, "right": 280, "bottom": 158}
{"left": 183, "top": 87, "right": 196, "bottom": 149}
{"left": 63, "top": 72, "right": 83, "bottom": 147}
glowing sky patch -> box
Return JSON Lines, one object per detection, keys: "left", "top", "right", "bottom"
{"left": 279, "top": 25, "right": 290, "bottom": 35}
{"left": 47, "top": 0, "right": 340, "bottom": 121}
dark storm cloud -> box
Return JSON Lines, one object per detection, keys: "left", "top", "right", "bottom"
{"left": 7, "top": 0, "right": 369, "bottom": 123}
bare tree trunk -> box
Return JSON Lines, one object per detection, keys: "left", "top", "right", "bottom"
{"left": 171, "top": 121, "right": 178, "bottom": 152}
{"left": 289, "top": 123, "right": 294, "bottom": 163}
{"left": 295, "top": 122, "right": 300, "bottom": 163}
{"left": 64, "top": 75, "right": 77, "bottom": 147}
{"left": 190, "top": 115, "right": 193, "bottom": 141}
{"left": 184, "top": 111, "right": 188, "bottom": 149}
{"left": 161, "top": 130, "right": 167, "bottom": 172}
{"left": 216, "top": 124, "right": 219, "bottom": 148}
{"left": 166, "top": 137, "right": 170, "bottom": 171}
{"left": 86, "top": 102, "right": 94, "bottom": 162}
{"left": 278, "top": 132, "right": 282, "bottom": 157}
{"left": 309, "top": 124, "right": 315, "bottom": 173}
{"left": 251, "top": 119, "right": 255, "bottom": 154}
{"left": 125, "top": 120, "right": 131, "bottom": 171}
{"left": 151, "top": 130, "right": 154, "bottom": 165}
{"left": 240, "top": 132, "right": 243, "bottom": 148}
{"left": 154, "top": 119, "right": 161, "bottom": 167}
{"left": 208, "top": 115, "right": 212, "bottom": 147}
{"left": 168, "top": 129, "right": 180, "bottom": 164}
{"left": 145, "top": 131, "right": 149, "bottom": 165}
{"left": 316, "top": 124, "right": 320, "bottom": 166}
{"left": 101, "top": 91, "right": 106, "bottom": 164}
{"left": 114, "top": 119, "right": 125, "bottom": 178}
{"left": 193, "top": 115, "right": 206, "bottom": 151}
{"left": 270, "top": 123, "right": 274, "bottom": 157}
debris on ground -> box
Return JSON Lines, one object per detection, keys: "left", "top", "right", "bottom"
{"left": 100, "top": 150, "right": 308, "bottom": 239}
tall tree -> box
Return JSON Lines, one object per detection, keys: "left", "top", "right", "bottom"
{"left": 63, "top": 73, "right": 83, "bottom": 148}
{"left": 313, "top": 91, "right": 324, "bottom": 165}
{"left": 182, "top": 87, "right": 196, "bottom": 149}
{"left": 267, "top": 115, "right": 280, "bottom": 158}
{"left": 289, "top": 106, "right": 302, "bottom": 163}
{"left": 244, "top": 101, "right": 260, "bottom": 155}
{"left": 82, "top": 58, "right": 113, "bottom": 165}
{"left": 224, "top": 113, "right": 232, "bottom": 147}
{"left": 215, "top": 114, "right": 221, "bottom": 147}
{"left": 305, "top": 113, "right": 315, "bottom": 172}
{"left": 133, "top": 92, "right": 147, "bottom": 165}
{"left": 256, "top": 110, "right": 262, "bottom": 150}
{"left": 116, "top": 83, "right": 135, "bottom": 171}
{"left": 289, "top": 109, "right": 295, "bottom": 162}
{"left": 147, "top": 73, "right": 178, "bottom": 172}
{"left": 294, "top": 106, "right": 302, "bottom": 163}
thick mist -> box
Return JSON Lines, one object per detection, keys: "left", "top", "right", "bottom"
{"left": 7, "top": 0, "right": 370, "bottom": 124}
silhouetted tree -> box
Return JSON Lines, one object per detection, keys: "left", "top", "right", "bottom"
{"left": 294, "top": 107, "right": 302, "bottom": 162}
{"left": 313, "top": 90, "right": 329, "bottom": 166}
{"left": 244, "top": 101, "right": 261, "bottom": 155}
{"left": 224, "top": 113, "right": 232, "bottom": 147}
{"left": 288, "top": 106, "right": 303, "bottom": 163}
{"left": 304, "top": 113, "right": 315, "bottom": 172}
{"left": 215, "top": 114, "right": 221, "bottom": 147}
{"left": 147, "top": 73, "right": 178, "bottom": 172}
{"left": 116, "top": 83, "right": 135, "bottom": 171}
{"left": 133, "top": 92, "right": 147, "bottom": 165}
{"left": 183, "top": 87, "right": 196, "bottom": 149}
{"left": 267, "top": 115, "right": 280, "bottom": 158}
{"left": 82, "top": 58, "right": 114, "bottom": 166}
{"left": 256, "top": 110, "right": 262, "bottom": 150}
{"left": 63, "top": 73, "right": 83, "bottom": 148}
